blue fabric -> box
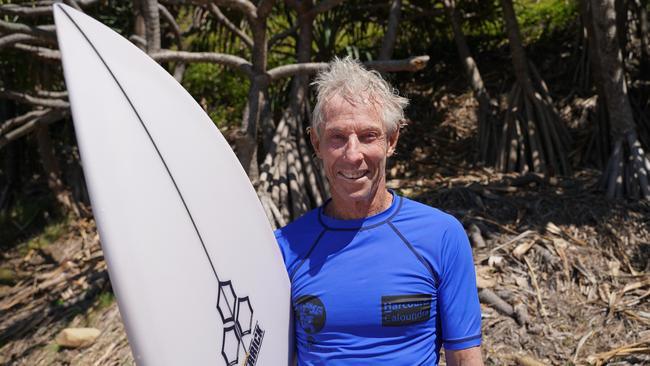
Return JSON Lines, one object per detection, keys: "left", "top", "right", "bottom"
{"left": 275, "top": 191, "right": 481, "bottom": 365}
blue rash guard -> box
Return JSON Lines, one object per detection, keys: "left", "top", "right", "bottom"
{"left": 274, "top": 191, "right": 482, "bottom": 365}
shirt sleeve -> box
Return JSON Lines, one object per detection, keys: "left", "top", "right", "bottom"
{"left": 274, "top": 229, "right": 291, "bottom": 271}
{"left": 438, "top": 219, "right": 482, "bottom": 350}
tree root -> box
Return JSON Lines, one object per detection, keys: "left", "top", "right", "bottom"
{"left": 496, "top": 81, "right": 572, "bottom": 176}
{"left": 256, "top": 106, "right": 326, "bottom": 229}
{"left": 600, "top": 131, "right": 650, "bottom": 199}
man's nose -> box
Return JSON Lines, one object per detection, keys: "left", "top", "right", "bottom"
{"left": 343, "top": 135, "right": 363, "bottom": 162}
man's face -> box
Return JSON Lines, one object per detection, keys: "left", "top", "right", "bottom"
{"left": 311, "top": 94, "right": 398, "bottom": 205}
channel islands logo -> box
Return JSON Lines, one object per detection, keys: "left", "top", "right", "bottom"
{"left": 294, "top": 295, "right": 326, "bottom": 334}
{"left": 217, "top": 280, "right": 265, "bottom": 366}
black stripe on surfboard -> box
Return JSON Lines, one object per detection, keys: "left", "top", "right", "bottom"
{"left": 56, "top": 6, "right": 247, "bottom": 336}
{"left": 57, "top": 4, "right": 222, "bottom": 285}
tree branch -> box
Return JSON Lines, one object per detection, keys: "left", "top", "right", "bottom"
{"left": 0, "top": 20, "right": 56, "bottom": 40}
{"left": 269, "top": 0, "right": 345, "bottom": 48}
{"left": 13, "top": 43, "right": 61, "bottom": 60}
{"left": 0, "top": 0, "right": 100, "bottom": 16}
{"left": 306, "top": 0, "right": 346, "bottom": 18}
{"left": 213, "top": 0, "right": 257, "bottom": 20}
{"left": 267, "top": 55, "right": 430, "bottom": 80}
{"left": 0, "top": 109, "right": 69, "bottom": 150}
{"left": 269, "top": 25, "right": 298, "bottom": 48}
{"left": 0, "top": 109, "right": 49, "bottom": 136}
{"left": 207, "top": 4, "right": 253, "bottom": 48}
{"left": 379, "top": 0, "right": 401, "bottom": 60}
{"left": 36, "top": 90, "right": 69, "bottom": 98}
{"left": 129, "top": 34, "right": 148, "bottom": 49}
{"left": 0, "top": 33, "right": 54, "bottom": 49}
{"left": 257, "top": 0, "right": 277, "bottom": 18}
{"left": 158, "top": 3, "right": 187, "bottom": 81}
{"left": 63, "top": 0, "right": 83, "bottom": 11}
{"left": 0, "top": 90, "right": 70, "bottom": 109}
{"left": 140, "top": 0, "right": 162, "bottom": 52}
{"left": 158, "top": 3, "right": 183, "bottom": 48}
{"left": 0, "top": 4, "right": 52, "bottom": 17}
{"left": 149, "top": 50, "right": 254, "bottom": 76}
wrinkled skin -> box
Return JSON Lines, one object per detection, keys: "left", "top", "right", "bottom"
{"left": 311, "top": 94, "right": 399, "bottom": 219}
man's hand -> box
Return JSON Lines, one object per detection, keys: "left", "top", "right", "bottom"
{"left": 446, "top": 346, "right": 484, "bottom": 366}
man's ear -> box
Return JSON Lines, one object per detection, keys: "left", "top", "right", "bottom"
{"left": 309, "top": 126, "right": 321, "bottom": 159}
{"left": 387, "top": 127, "right": 400, "bottom": 156}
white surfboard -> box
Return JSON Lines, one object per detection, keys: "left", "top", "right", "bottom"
{"left": 53, "top": 4, "right": 291, "bottom": 365}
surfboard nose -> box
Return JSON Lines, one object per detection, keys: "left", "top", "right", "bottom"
{"left": 52, "top": 2, "right": 68, "bottom": 16}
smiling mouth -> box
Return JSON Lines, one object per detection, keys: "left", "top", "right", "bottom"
{"left": 338, "top": 170, "right": 368, "bottom": 180}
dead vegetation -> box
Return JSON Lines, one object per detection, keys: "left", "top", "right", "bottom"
{"left": 0, "top": 94, "right": 649, "bottom": 365}
{"left": 0, "top": 219, "right": 134, "bottom": 365}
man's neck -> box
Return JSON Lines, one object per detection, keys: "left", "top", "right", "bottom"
{"left": 324, "top": 189, "right": 393, "bottom": 220}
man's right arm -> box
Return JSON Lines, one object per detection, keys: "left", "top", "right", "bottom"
{"left": 446, "top": 346, "right": 484, "bottom": 366}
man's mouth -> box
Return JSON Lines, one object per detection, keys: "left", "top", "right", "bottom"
{"left": 338, "top": 170, "right": 368, "bottom": 180}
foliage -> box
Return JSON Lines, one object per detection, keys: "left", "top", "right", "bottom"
{"left": 182, "top": 63, "right": 249, "bottom": 128}
{"left": 514, "top": 0, "right": 578, "bottom": 43}
{"left": 93, "top": 1, "right": 136, "bottom": 38}
{"left": 15, "top": 216, "right": 68, "bottom": 256}
{"left": 97, "top": 291, "right": 116, "bottom": 310}
{"left": 0, "top": 193, "right": 56, "bottom": 248}
{"left": 312, "top": 1, "right": 385, "bottom": 61}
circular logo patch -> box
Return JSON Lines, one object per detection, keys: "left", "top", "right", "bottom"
{"left": 294, "top": 295, "right": 326, "bottom": 334}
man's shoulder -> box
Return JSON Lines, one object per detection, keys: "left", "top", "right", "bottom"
{"left": 392, "top": 195, "right": 468, "bottom": 260}
{"left": 274, "top": 207, "right": 324, "bottom": 271}
{"left": 274, "top": 207, "right": 322, "bottom": 246}
{"left": 396, "top": 195, "right": 463, "bottom": 230}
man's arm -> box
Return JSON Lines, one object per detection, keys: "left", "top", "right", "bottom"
{"left": 446, "top": 346, "right": 484, "bottom": 366}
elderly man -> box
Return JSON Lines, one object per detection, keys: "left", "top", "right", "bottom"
{"left": 274, "top": 57, "right": 483, "bottom": 365}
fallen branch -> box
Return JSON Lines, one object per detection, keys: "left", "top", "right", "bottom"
{"left": 478, "top": 288, "right": 527, "bottom": 325}
{"left": 586, "top": 337, "right": 650, "bottom": 366}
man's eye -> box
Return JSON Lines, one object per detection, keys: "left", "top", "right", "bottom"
{"left": 362, "top": 133, "right": 378, "bottom": 141}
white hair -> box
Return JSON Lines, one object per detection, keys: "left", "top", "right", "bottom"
{"left": 311, "top": 57, "right": 409, "bottom": 138}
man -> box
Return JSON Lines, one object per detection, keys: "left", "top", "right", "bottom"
{"left": 275, "top": 57, "right": 483, "bottom": 365}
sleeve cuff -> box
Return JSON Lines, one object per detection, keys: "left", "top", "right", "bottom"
{"left": 443, "top": 334, "right": 482, "bottom": 350}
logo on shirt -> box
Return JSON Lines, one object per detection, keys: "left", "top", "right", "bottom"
{"left": 294, "top": 295, "right": 326, "bottom": 334}
{"left": 381, "top": 294, "right": 432, "bottom": 326}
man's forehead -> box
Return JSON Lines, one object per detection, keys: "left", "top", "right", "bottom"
{"left": 322, "top": 94, "right": 382, "bottom": 121}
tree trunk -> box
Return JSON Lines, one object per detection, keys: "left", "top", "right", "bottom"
{"left": 498, "top": 0, "right": 571, "bottom": 176}
{"left": 257, "top": 0, "right": 329, "bottom": 228}
{"left": 443, "top": 0, "right": 499, "bottom": 165}
{"left": 237, "top": 11, "right": 271, "bottom": 180}
{"left": 35, "top": 124, "right": 81, "bottom": 216}
{"left": 592, "top": 0, "right": 636, "bottom": 136}
{"left": 379, "top": 0, "right": 401, "bottom": 60}
{"left": 635, "top": 0, "right": 650, "bottom": 73}
{"left": 590, "top": 0, "right": 650, "bottom": 199}
{"left": 501, "top": 0, "right": 533, "bottom": 92}
{"left": 133, "top": 0, "right": 146, "bottom": 46}
{"left": 615, "top": 0, "right": 628, "bottom": 56}
{"left": 576, "top": 0, "right": 612, "bottom": 168}
{"left": 139, "top": 0, "right": 161, "bottom": 53}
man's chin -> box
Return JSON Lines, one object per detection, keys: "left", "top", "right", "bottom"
{"left": 332, "top": 185, "right": 374, "bottom": 202}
